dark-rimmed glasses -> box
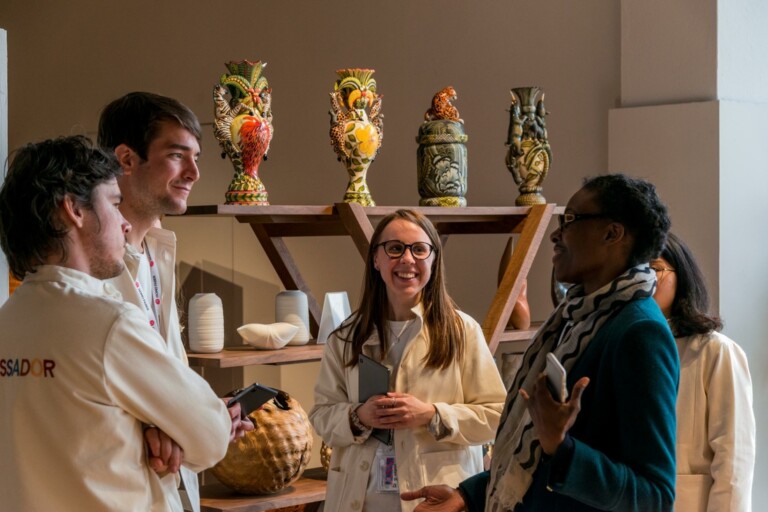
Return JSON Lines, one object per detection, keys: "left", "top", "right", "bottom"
{"left": 557, "top": 213, "right": 610, "bottom": 230}
{"left": 376, "top": 240, "right": 434, "bottom": 260}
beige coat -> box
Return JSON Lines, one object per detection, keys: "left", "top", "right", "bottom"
{"left": 310, "top": 307, "right": 506, "bottom": 512}
{"left": 674, "top": 331, "right": 755, "bottom": 512}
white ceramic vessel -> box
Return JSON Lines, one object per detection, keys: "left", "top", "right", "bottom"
{"left": 275, "top": 290, "right": 310, "bottom": 345}
{"left": 188, "top": 293, "right": 224, "bottom": 353}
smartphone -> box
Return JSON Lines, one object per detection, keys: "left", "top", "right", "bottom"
{"left": 228, "top": 382, "right": 279, "bottom": 417}
{"left": 545, "top": 352, "right": 568, "bottom": 403}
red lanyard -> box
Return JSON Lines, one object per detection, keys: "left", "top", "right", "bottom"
{"left": 135, "top": 242, "right": 162, "bottom": 333}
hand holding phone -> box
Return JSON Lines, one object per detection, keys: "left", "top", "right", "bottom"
{"left": 545, "top": 352, "right": 568, "bottom": 403}
{"left": 227, "top": 383, "right": 278, "bottom": 417}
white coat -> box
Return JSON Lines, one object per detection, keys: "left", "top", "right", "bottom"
{"left": 674, "top": 331, "right": 755, "bottom": 512}
{"left": 310, "top": 306, "right": 506, "bottom": 512}
{"left": 0, "top": 265, "right": 230, "bottom": 511}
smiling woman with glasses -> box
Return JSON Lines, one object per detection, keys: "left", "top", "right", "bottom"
{"left": 310, "top": 208, "right": 506, "bottom": 512}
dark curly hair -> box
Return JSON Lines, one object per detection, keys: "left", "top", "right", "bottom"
{"left": 0, "top": 135, "right": 122, "bottom": 279}
{"left": 660, "top": 232, "right": 722, "bottom": 337}
{"left": 97, "top": 91, "right": 201, "bottom": 160}
{"left": 582, "top": 174, "right": 671, "bottom": 265}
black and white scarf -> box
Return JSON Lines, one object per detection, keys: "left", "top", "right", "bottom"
{"left": 487, "top": 264, "right": 656, "bottom": 511}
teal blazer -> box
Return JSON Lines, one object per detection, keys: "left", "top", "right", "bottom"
{"left": 460, "top": 296, "right": 679, "bottom": 511}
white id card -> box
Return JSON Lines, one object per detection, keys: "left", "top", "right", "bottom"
{"left": 376, "top": 455, "right": 399, "bottom": 493}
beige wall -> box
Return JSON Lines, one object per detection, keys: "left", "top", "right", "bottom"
{"left": 2, "top": 0, "right": 621, "bottom": 471}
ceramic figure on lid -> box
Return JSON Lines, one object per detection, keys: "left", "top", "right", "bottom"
{"left": 213, "top": 60, "right": 274, "bottom": 205}
{"left": 329, "top": 68, "right": 383, "bottom": 207}
{"left": 417, "top": 86, "right": 468, "bottom": 207}
{"left": 505, "top": 86, "right": 551, "bottom": 206}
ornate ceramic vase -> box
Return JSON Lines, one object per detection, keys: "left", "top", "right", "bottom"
{"left": 329, "top": 68, "right": 383, "bottom": 207}
{"left": 505, "top": 86, "right": 551, "bottom": 206}
{"left": 417, "top": 86, "right": 468, "bottom": 207}
{"left": 213, "top": 60, "right": 274, "bottom": 205}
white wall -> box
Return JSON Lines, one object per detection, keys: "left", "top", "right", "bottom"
{"left": 719, "top": 101, "right": 768, "bottom": 508}
{"left": 613, "top": 0, "right": 768, "bottom": 506}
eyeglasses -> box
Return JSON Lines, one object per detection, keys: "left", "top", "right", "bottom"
{"left": 557, "top": 212, "right": 610, "bottom": 230}
{"left": 650, "top": 265, "right": 675, "bottom": 279}
{"left": 376, "top": 240, "right": 434, "bottom": 260}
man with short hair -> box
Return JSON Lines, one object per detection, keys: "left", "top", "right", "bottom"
{"left": 98, "top": 91, "right": 253, "bottom": 512}
{"left": 0, "top": 135, "right": 231, "bottom": 510}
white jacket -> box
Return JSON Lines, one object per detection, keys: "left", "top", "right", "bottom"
{"left": 110, "top": 227, "right": 201, "bottom": 511}
{"left": 0, "top": 265, "right": 230, "bottom": 511}
{"left": 310, "top": 306, "right": 506, "bottom": 512}
{"left": 674, "top": 331, "right": 755, "bottom": 512}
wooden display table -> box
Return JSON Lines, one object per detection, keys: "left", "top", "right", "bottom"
{"left": 200, "top": 468, "right": 326, "bottom": 512}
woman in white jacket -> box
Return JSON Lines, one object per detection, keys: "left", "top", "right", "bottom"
{"left": 652, "top": 233, "right": 755, "bottom": 512}
{"left": 310, "top": 209, "right": 506, "bottom": 512}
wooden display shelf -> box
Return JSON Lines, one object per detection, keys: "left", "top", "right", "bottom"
{"left": 188, "top": 343, "right": 325, "bottom": 368}
{"left": 183, "top": 202, "right": 556, "bottom": 355}
{"left": 187, "top": 324, "right": 544, "bottom": 368}
{"left": 200, "top": 467, "right": 326, "bottom": 512}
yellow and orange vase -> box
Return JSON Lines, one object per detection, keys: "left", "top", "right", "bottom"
{"left": 329, "top": 68, "right": 383, "bottom": 207}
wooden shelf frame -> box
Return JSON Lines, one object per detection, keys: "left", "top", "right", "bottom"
{"left": 184, "top": 202, "right": 555, "bottom": 367}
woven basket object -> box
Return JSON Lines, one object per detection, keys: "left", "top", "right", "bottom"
{"left": 211, "top": 391, "right": 313, "bottom": 494}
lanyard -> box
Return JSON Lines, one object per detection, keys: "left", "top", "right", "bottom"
{"left": 135, "top": 242, "right": 162, "bottom": 334}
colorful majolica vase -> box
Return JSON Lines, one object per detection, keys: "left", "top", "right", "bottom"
{"left": 213, "top": 60, "right": 273, "bottom": 205}
{"left": 417, "top": 86, "right": 468, "bottom": 207}
{"left": 329, "top": 68, "right": 383, "bottom": 207}
{"left": 505, "top": 87, "right": 551, "bottom": 206}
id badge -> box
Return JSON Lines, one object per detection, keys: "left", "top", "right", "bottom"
{"left": 376, "top": 455, "right": 399, "bottom": 493}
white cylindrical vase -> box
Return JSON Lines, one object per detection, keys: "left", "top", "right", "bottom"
{"left": 275, "top": 290, "right": 310, "bottom": 345}
{"left": 188, "top": 293, "right": 224, "bottom": 353}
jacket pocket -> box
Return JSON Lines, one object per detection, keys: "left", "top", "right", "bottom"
{"left": 324, "top": 466, "right": 350, "bottom": 511}
{"left": 674, "top": 474, "right": 712, "bottom": 512}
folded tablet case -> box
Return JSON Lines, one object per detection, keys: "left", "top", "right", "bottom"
{"left": 358, "top": 353, "right": 392, "bottom": 444}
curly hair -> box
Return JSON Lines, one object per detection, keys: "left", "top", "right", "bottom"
{"left": 0, "top": 135, "right": 122, "bottom": 279}
{"left": 583, "top": 174, "right": 671, "bottom": 265}
{"left": 660, "top": 232, "right": 722, "bottom": 337}
{"left": 336, "top": 209, "right": 465, "bottom": 370}
{"left": 97, "top": 91, "right": 201, "bottom": 160}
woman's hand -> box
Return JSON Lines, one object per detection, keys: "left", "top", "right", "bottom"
{"left": 519, "top": 372, "right": 590, "bottom": 455}
{"left": 355, "top": 392, "right": 435, "bottom": 430}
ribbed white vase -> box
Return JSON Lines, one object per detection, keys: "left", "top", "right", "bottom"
{"left": 275, "top": 290, "right": 310, "bottom": 345}
{"left": 188, "top": 293, "right": 224, "bottom": 353}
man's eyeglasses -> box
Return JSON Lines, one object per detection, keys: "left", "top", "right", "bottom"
{"left": 557, "top": 213, "right": 610, "bottom": 230}
{"left": 376, "top": 240, "right": 434, "bottom": 260}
